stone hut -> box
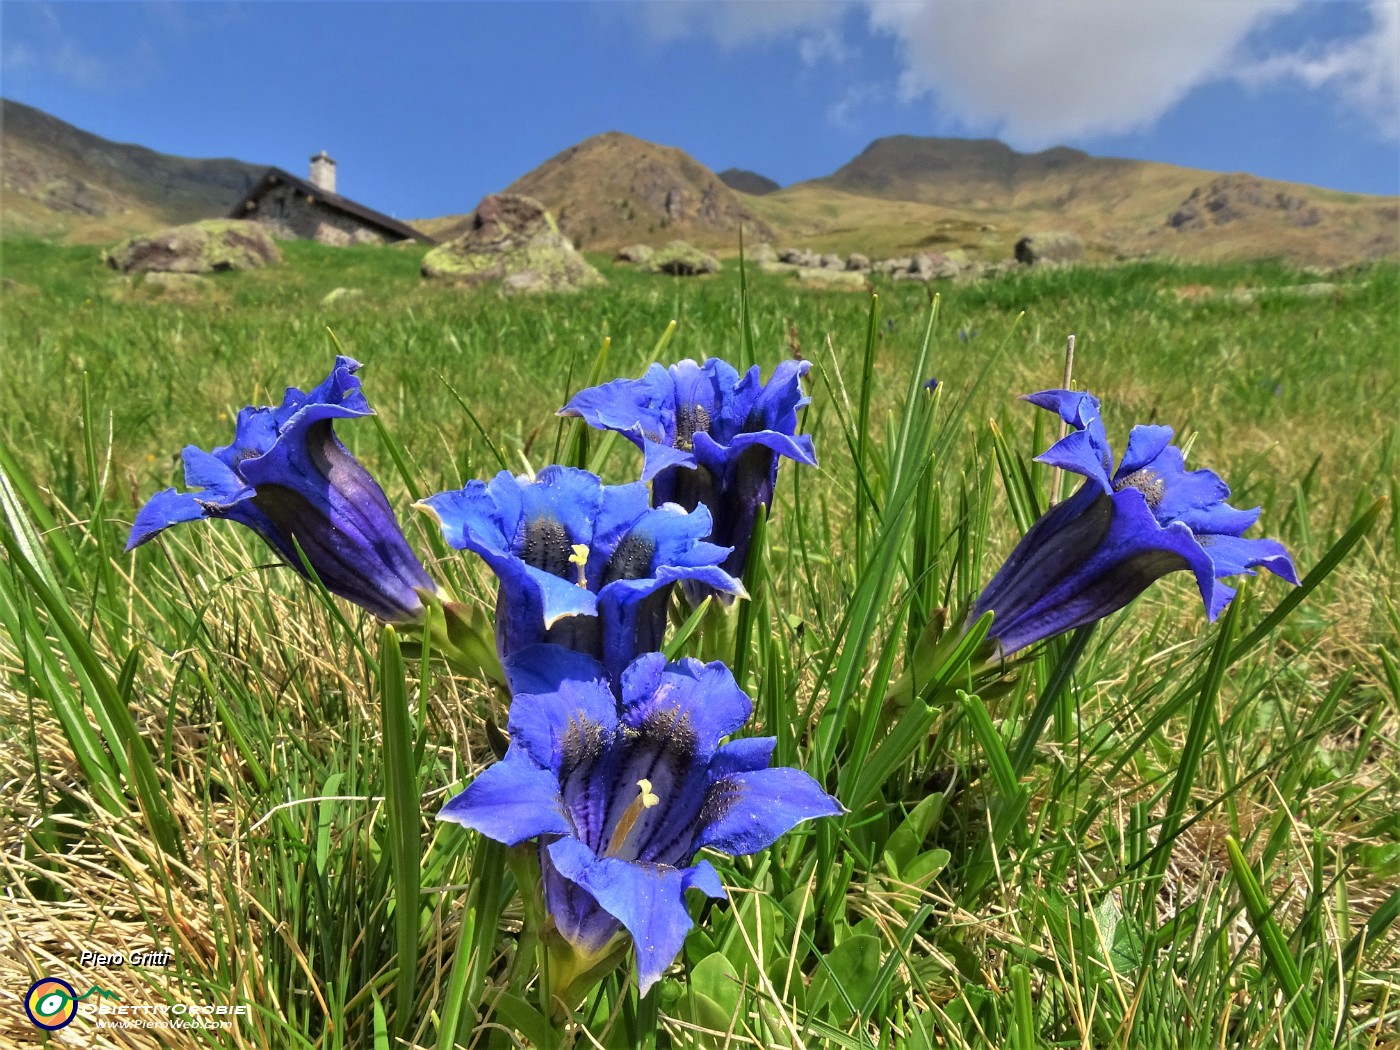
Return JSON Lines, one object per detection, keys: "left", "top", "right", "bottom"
{"left": 230, "top": 152, "right": 434, "bottom": 247}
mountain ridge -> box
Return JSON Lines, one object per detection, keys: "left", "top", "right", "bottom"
{"left": 1, "top": 98, "right": 266, "bottom": 242}
{"left": 3, "top": 100, "right": 1394, "bottom": 266}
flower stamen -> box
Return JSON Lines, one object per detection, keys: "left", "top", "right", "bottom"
{"left": 1114, "top": 468, "right": 1166, "bottom": 509}
{"left": 606, "top": 778, "right": 660, "bottom": 858}
{"left": 569, "top": 543, "right": 590, "bottom": 588}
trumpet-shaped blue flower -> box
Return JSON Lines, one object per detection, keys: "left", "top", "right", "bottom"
{"left": 418, "top": 467, "right": 744, "bottom": 681}
{"left": 127, "top": 357, "right": 435, "bottom": 623}
{"left": 439, "top": 646, "right": 842, "bottom": 995}
{"left": 560, "top": 358, "right": 817, "bottom": 588}
{"left": 971, "top": 389, "right": 1298, "bottom": 657}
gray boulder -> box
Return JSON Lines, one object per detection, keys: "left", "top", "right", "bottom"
{"left": 104, "top": 219, "right": 281, "bottom": 274}
{"left": 846, "top": 253, "right": 871, "bottom": 272}
{"left": 641, "top": 240, "right": 721, "bottom": 276}
{"left": 778, "top": 248, "right": 818, "bottom": 267}
{"left": 819, "top": 253, "right": 845, "bottom": 270}
{"left": 1014, "top": 231, "right": 1084, "bottom": 265}
{"left": 614, "top": 243, "right": 655, "bottom": 264}
{"left": 422, "top": 194, "right": 605, "bottom": 293}
{"left": 746, "top": 242, "right": 778, "bottom": 265}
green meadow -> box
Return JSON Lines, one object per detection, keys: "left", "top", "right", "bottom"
{"left": 1, "top": 238, "right": 1397, "bottom": 1048}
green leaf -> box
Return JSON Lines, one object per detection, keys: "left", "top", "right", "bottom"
{"left": 1226, "top": 835, "right": 1317, "bottom": 1033}
{"left": 809, "top": 934, "right": 882, "bottom": 1025}
{"left": 883, "top": 793, "right": 946, "bottom": 876}
{"left": 379, "top": 627, "right": 421, "bottom": 1041}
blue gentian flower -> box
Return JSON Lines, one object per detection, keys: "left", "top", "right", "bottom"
{"left": 438, "top": 646, "right": 842, "bottom": 996}
{"left": 128, "top": 357, "right": 436, "bottom": 623}
{"left": 418, "top": 467, "right": 744, "bottom": 681}
{"left": 559, "top": 358, "right": 817, "bottom": 589}
{"left": 971, "top": 389, "right": 1298, "bottom": 657}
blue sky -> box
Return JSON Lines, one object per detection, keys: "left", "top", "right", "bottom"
{"left": 2, "top": 1, "right": 1396, "bottom": 221}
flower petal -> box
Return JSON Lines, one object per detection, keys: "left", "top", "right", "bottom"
{"left": 694, "top": 767, "right": 843, "bottom": 856}
{"left": 1117, "top": 424, "right": 1174, "bottom": 477}
{"left": 507, "top": 674, "right": 619, "bottom": 776}
{"left": 437, "top": 753, "right": 572, "bottom": 845}
{"left": 1024, "top": 389, "right": 1114, "bottom": 491}
{"left": 1198, "top": 533, "right": 1300, "bottom": 587}
{"left": 504, "top": 643, "right": 609, "bottom": 697}
{"left": 1034, "top": 429, "right": 1114, "bottom": 493}
{"left": 126, "top": 488, "right": 215, "bottom": 550}
{"left": 546, "top": 836, "right": 725, "bottom": 996}
{"left": 558, "top": 363, "right": 678, "bottom": 448}
{"left": 619, "top": 655, "right": 752, "bottom": 749}
{"left": 708, "top": 737, "right": 778, "bottom": 778}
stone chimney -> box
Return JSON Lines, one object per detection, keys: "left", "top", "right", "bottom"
{"left": 309, "top": 150, "right": 336, "bottom": 194}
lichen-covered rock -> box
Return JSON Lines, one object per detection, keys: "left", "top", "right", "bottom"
{"left": 846, "top": 253, "right": 871, "bottom": 272}
{"left": 909, "top": 252, "right": 962, "bottom": 279}
{"left": 1014, "top": 231, "right": 1083, "bottom": 265}
{"left": 103, "top": 219, "right": 281, "bottom": 274}
{"left": 746, "top": 242, "right": 778, "bottom": 265}
{"left": 818, "top": 253, "right": 844, "bottom": 270}
{"left": 614, "top": 243, "right": 655, "bottom": 264}
{"left": 640, "top": 240, "right": 721, "bottom": 276}
{"left": 779, "top": 248, "right": 818, "bottom": 267}
{"left": 876, "top": 257, "right": 912, "bottom": 275}
{"left": 422, "top": 193, "right": 605, "bottom": 293}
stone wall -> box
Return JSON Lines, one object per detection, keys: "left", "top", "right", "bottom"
{"left": 242, "top": 182, "right": 385, "bottom": 246}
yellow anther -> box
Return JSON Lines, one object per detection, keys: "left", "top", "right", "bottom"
{"left": 607, "top": 779, "right": 662, "bottom": 858}
{"left": 569, "top": 544, "right": 590, "bottom": 588}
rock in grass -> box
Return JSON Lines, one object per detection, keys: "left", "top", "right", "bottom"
{"left": 641, "top": 240, "right": 721, "bottom": 276}
{"left": 103, "top": 219, "right": 281, "bottom": 274}
{"left": 421, "top": 193, "right": 605, "bottom": 293}
{"left": 1014, "top": 231, "right": 1083, "bottom": 265}
{"left": 746, "top": 242, "right": 778, "bottom": 265}
{"left": 614, "top": 243, "right": 655, "bottom": 264}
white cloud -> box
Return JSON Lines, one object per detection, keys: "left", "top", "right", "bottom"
{"left": 1233, "top": 1, "right": 1399, "bottom": 140}
{"left": 866, "top": 0, "right": 1303, "bottom": 146}
{"left": 635, "top": 0, "right": 1398, "bottom": 145}
{"left": 798, "top": 25, "right": 851, "bottom": 67}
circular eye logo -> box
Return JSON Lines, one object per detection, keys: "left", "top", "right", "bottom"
{"left": 26, "top": 977, "right": 78, "bottom": 1030}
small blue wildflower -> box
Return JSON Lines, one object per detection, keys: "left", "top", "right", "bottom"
{"left": 128, "top": 357, "right": 435, "bottom": 623}
{"left": 971, "top": 389, "right": 1298, "bottom": 656}
{"left": 418, "top": 467, "right": 743, "bottom": 681}
{"left": 559, "top": 358, "right": 817, "bottom": 593}
{"left": 439, "top": 646, "right": 842, "bottom": 996}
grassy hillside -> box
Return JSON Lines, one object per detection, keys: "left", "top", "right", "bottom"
{"left": 0, "top": 98, "right": 266, "bottom": 244}
{"left": 425, "top": 131, "right": 774, "bottom": 252}
{"left": 1, "top": 239, "right": 1396, "bottom": 1048}
{"left": 750, "top": 138, "right": 1398, "bottom": 266}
